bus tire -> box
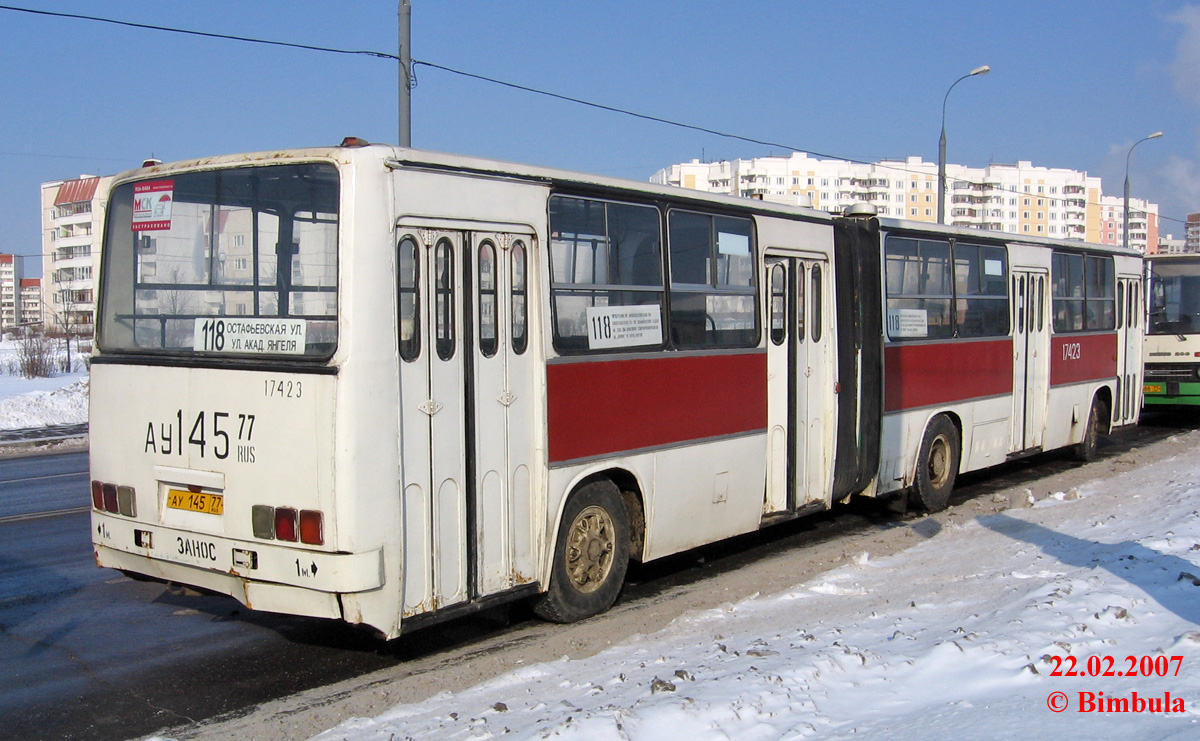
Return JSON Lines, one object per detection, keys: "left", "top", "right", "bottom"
{"left": 1072, "top": 396, "right": 1107, "bottom": 462}
{"left": 533, "top": 480, "right": 630, "bottom": 624}
{"left": 914, "top": 415, "right": 959, "bottom": 513}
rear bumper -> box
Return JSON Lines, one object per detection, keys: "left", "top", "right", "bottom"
{"left": 93, "top": 512, "right": 384, "bottom": 619}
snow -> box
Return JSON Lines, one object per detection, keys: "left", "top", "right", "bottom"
{"left": 308, "top": 453, "right": 1200, "bottom": 740}
{"left": 0, "top": 338, "right": 89, "bottom": 430}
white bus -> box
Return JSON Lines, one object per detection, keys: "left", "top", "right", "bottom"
{"left": 1145, "top": 254, "right": 1200, "bottom": 409}
{"left": 90, "top": 141, "right": 1141, "bottom": 638}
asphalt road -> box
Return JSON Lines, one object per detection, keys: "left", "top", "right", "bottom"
{"left": 1, "top": 415, "right": 1196, "bottom": 740}
{"left": 0, "top": 451, "right": 400, "bottom": 740}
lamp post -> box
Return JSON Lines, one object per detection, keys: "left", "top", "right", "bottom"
{"left": 937, "top": 65, "right": 991, "bottom": 224}
{"left": 1123, "top": 131, "right": 1163, "bottom": 250}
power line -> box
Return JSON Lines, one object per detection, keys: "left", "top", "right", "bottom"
{"left": 0, "top": 4, "right": 864, "bottom": 163}
{"left": 0, "top": 4, "right": 1184, "bottom": 229}
{"left": 0, "top": 4, "right": 399, "bottom": 60}
{"left": 410, "top": 60, "right": 863, "bottom": 165}
{"left": 0, "top": 151, "right": 136, "bottom": 164}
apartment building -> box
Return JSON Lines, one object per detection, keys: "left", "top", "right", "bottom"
{"left": 1096, "top": 195, "right": 1160, "bottom": 253}
{"left": 1159, "top": 234, "right": 1187, "bottom": 254}
{"left": 19, "top": 278, "right": 42, "bottom": 327}
{"left": 0, "top": 254, "right": 24, "bottom": 332}
{"left": 1187, "top": 213, "right": 1200, "bottom": 253}
{"left": 653, "top": 153, "right": 1159, "bottom": 252}
{"left": 40, "top": 175, "right": 112, "bottom": 336}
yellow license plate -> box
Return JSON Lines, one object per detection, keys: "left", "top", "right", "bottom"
{"left": 167, "top": 489, "right": 224, "bottom": 515}
{"left": 1144, "top": 383, "right": 1164, "bottom": 394}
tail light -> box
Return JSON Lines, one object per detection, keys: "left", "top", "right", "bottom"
{"left": 92, "top": 480, "right": 136, "bottom": 517}
{"left": 102, "top": 484, "right": 118, "bottom": 512}
{"left": 253, "top": 505, "right": 324, "bottom": 546}
{"left": 299, "top": 510, "right": 324, "bottom": 545}
{"left": 275, "top": 507, "right": 298, "bottom": 542}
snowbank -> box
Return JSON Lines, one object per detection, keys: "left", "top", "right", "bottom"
{"left": 311, "top": 451, "right": 1200, "bottom": 739}
{"left": 0, "top": 339, "right": 89, "bottom": 430}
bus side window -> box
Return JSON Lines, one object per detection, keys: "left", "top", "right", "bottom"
{"left": 769, "top": 263, "right": 786, "bottom": 345}
{"left": 398, "top": 236, "right": 420, "bottom": 362}
{"left": 512, "top": 240, "right": 528, "bottom": 355}
{"left": 1117, "top": 282, "right": 1125, "bottom": 328}
{"left": 435, "top": 238, "right": 455, "bottom": 361}
{"left": 883, "top": 235, "right": 951, "bottom": 340}
{"left": 479, "top": 241, "right": 498, "bottom": 358}
{"left": 667, "top": 210, "right": 758, "bottom": 348}
{"left": 548, "top": 196, "right": 664, "bottom": 353}
{"left": 1017, "top": 276, "right": 1025, "bottom": 334}
{"left": 1037, "top": 276, "right": 1044, "bottom": 331}
{"left": 811, "top": 263, "right": 823, "bottom": 342}
{"left": 1132, "top": 283, "right": 1139, "bottom": 328}
{"left": 796, "top": 263, "right": 806, "bottom": 341}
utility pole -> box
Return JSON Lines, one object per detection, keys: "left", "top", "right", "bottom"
{"left": 398, "top": 0, "right": 412, "bottom": 147}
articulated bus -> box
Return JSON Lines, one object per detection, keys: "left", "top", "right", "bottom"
{"left": 1145, "top": 254, "right": 1200, "bottom": 407}
{"left": 89, "top": 142, "right": 1142, "bottom": 638}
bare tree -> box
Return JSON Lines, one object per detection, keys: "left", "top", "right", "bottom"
{"left": 11, "top": 328, "right": 56, "bottom": 378}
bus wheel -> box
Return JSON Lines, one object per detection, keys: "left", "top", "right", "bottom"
{"left": 1072, "top": 396, "right": 1107, "bottom": 462}
{"left": 533, "top": 480, "right": 630, "bottom": 623}
{"left": 914, "top": 415, "right": 959, "bottom": 512}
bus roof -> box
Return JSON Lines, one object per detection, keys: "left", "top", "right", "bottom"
{"left": 107, "top": 142, "right": 1146, "bottom": 260}
{"left": 110, "top": 142, "right": 838, "bottom": 225}
{"left": 876, "top": 216, "right": 1143, "bottom": 258}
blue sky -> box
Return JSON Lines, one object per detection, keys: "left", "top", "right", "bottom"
{"left": 2, "top": 1, "right": 1199, "bottom": 270}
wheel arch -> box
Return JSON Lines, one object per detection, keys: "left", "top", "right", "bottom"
{"left": 909, "top": 409, "right": 964, "bottom": 484}
{"left": 547, "top": 466, "right": 648, "bottom": 576}
{"left": 1092, "top": 385, "right": 1113, "bottom": 435}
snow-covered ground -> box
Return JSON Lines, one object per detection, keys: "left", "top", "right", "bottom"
{"left": 304, "top": 450, "right": 1200, "bottom": 740}
{"left": 0, "top": 338, "right": 89, "bottom": 430}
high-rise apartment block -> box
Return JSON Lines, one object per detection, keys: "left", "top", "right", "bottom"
{"left": 652, "top": 153, "right": 1160, "bottom": 252}
{"left": 1096, "top": 195, "right": 1160, "bottom": 253}
{"left": 1187, "top": 213, "right": 1200, "bottom": 253}
{"left": 0, "top": 254, "right": 25, "bottom": 332}
{"left": 19, "top": 278, "right": 42, "bottom": 327}
{"left": 40, "top": 175, "right": 112, "bottom": 335}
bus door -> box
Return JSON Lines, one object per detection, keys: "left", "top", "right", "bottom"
{"left": 765, "top": 253, "right": 831, "bottom": 514}
{"left": 1011, "top": 267, "right": 1049, "bottom": 452}
{"left": 470, "top": 232, "right": 538, "bottom": 596}
{"left": 397, "top": 229, "right": 470, "bottom": 615}
{"left": 1115, "top": 273, "right": 1142, "bottom": 424}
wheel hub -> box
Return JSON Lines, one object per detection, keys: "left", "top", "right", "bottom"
{"left": 928, "top": 435, "right": 950, "bottom": 486}
{"left": 566, "top": 505, "right": 615, "bottom": 594}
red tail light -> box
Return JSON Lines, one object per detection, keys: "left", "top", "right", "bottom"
{"left": 299, "top": 510, "right": 324, "bottom": 545}
{"left": 254, "top": 505, "right": 325, "bottom": 545}
{"left": 275, "top": 507, "right": 298, "bottom": 542}
{"left": 91, "top": 480, "right": 104, "bottom": 510}
{"left": 102, "top": 484, "right": 118, "bottom": 513}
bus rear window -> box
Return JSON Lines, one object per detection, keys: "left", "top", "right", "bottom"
{"left": 98, "top": 164, "right": 339, "bottom": 359}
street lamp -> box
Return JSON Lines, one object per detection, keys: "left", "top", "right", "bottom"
{"left": 1123, "top": 131, "right": 1163, "bottom": 250}
{"left": 937, "top": 65, "right": 991, "bottom": 224}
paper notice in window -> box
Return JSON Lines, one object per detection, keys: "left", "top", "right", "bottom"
{"left": 132, "top": 180, "right": 175, "bottom": 231}
{"left": 586, "top": 305, "right": 663, "bottom": 350}
{"left": 717, "top": 231, "right": 750, "bottom": 256}
{"left": 887, "top": 308, "right": 929, "bottom": 338}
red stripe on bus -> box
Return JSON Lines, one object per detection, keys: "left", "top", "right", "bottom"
{"left": 547, "top": 352, "right": 767, "bottom": 464}
{"left": 884, "top": 338, "right": 1013, "bottom": 413}
{"left": 1049, "top": 333, "right": 1118, "bottom": 386}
